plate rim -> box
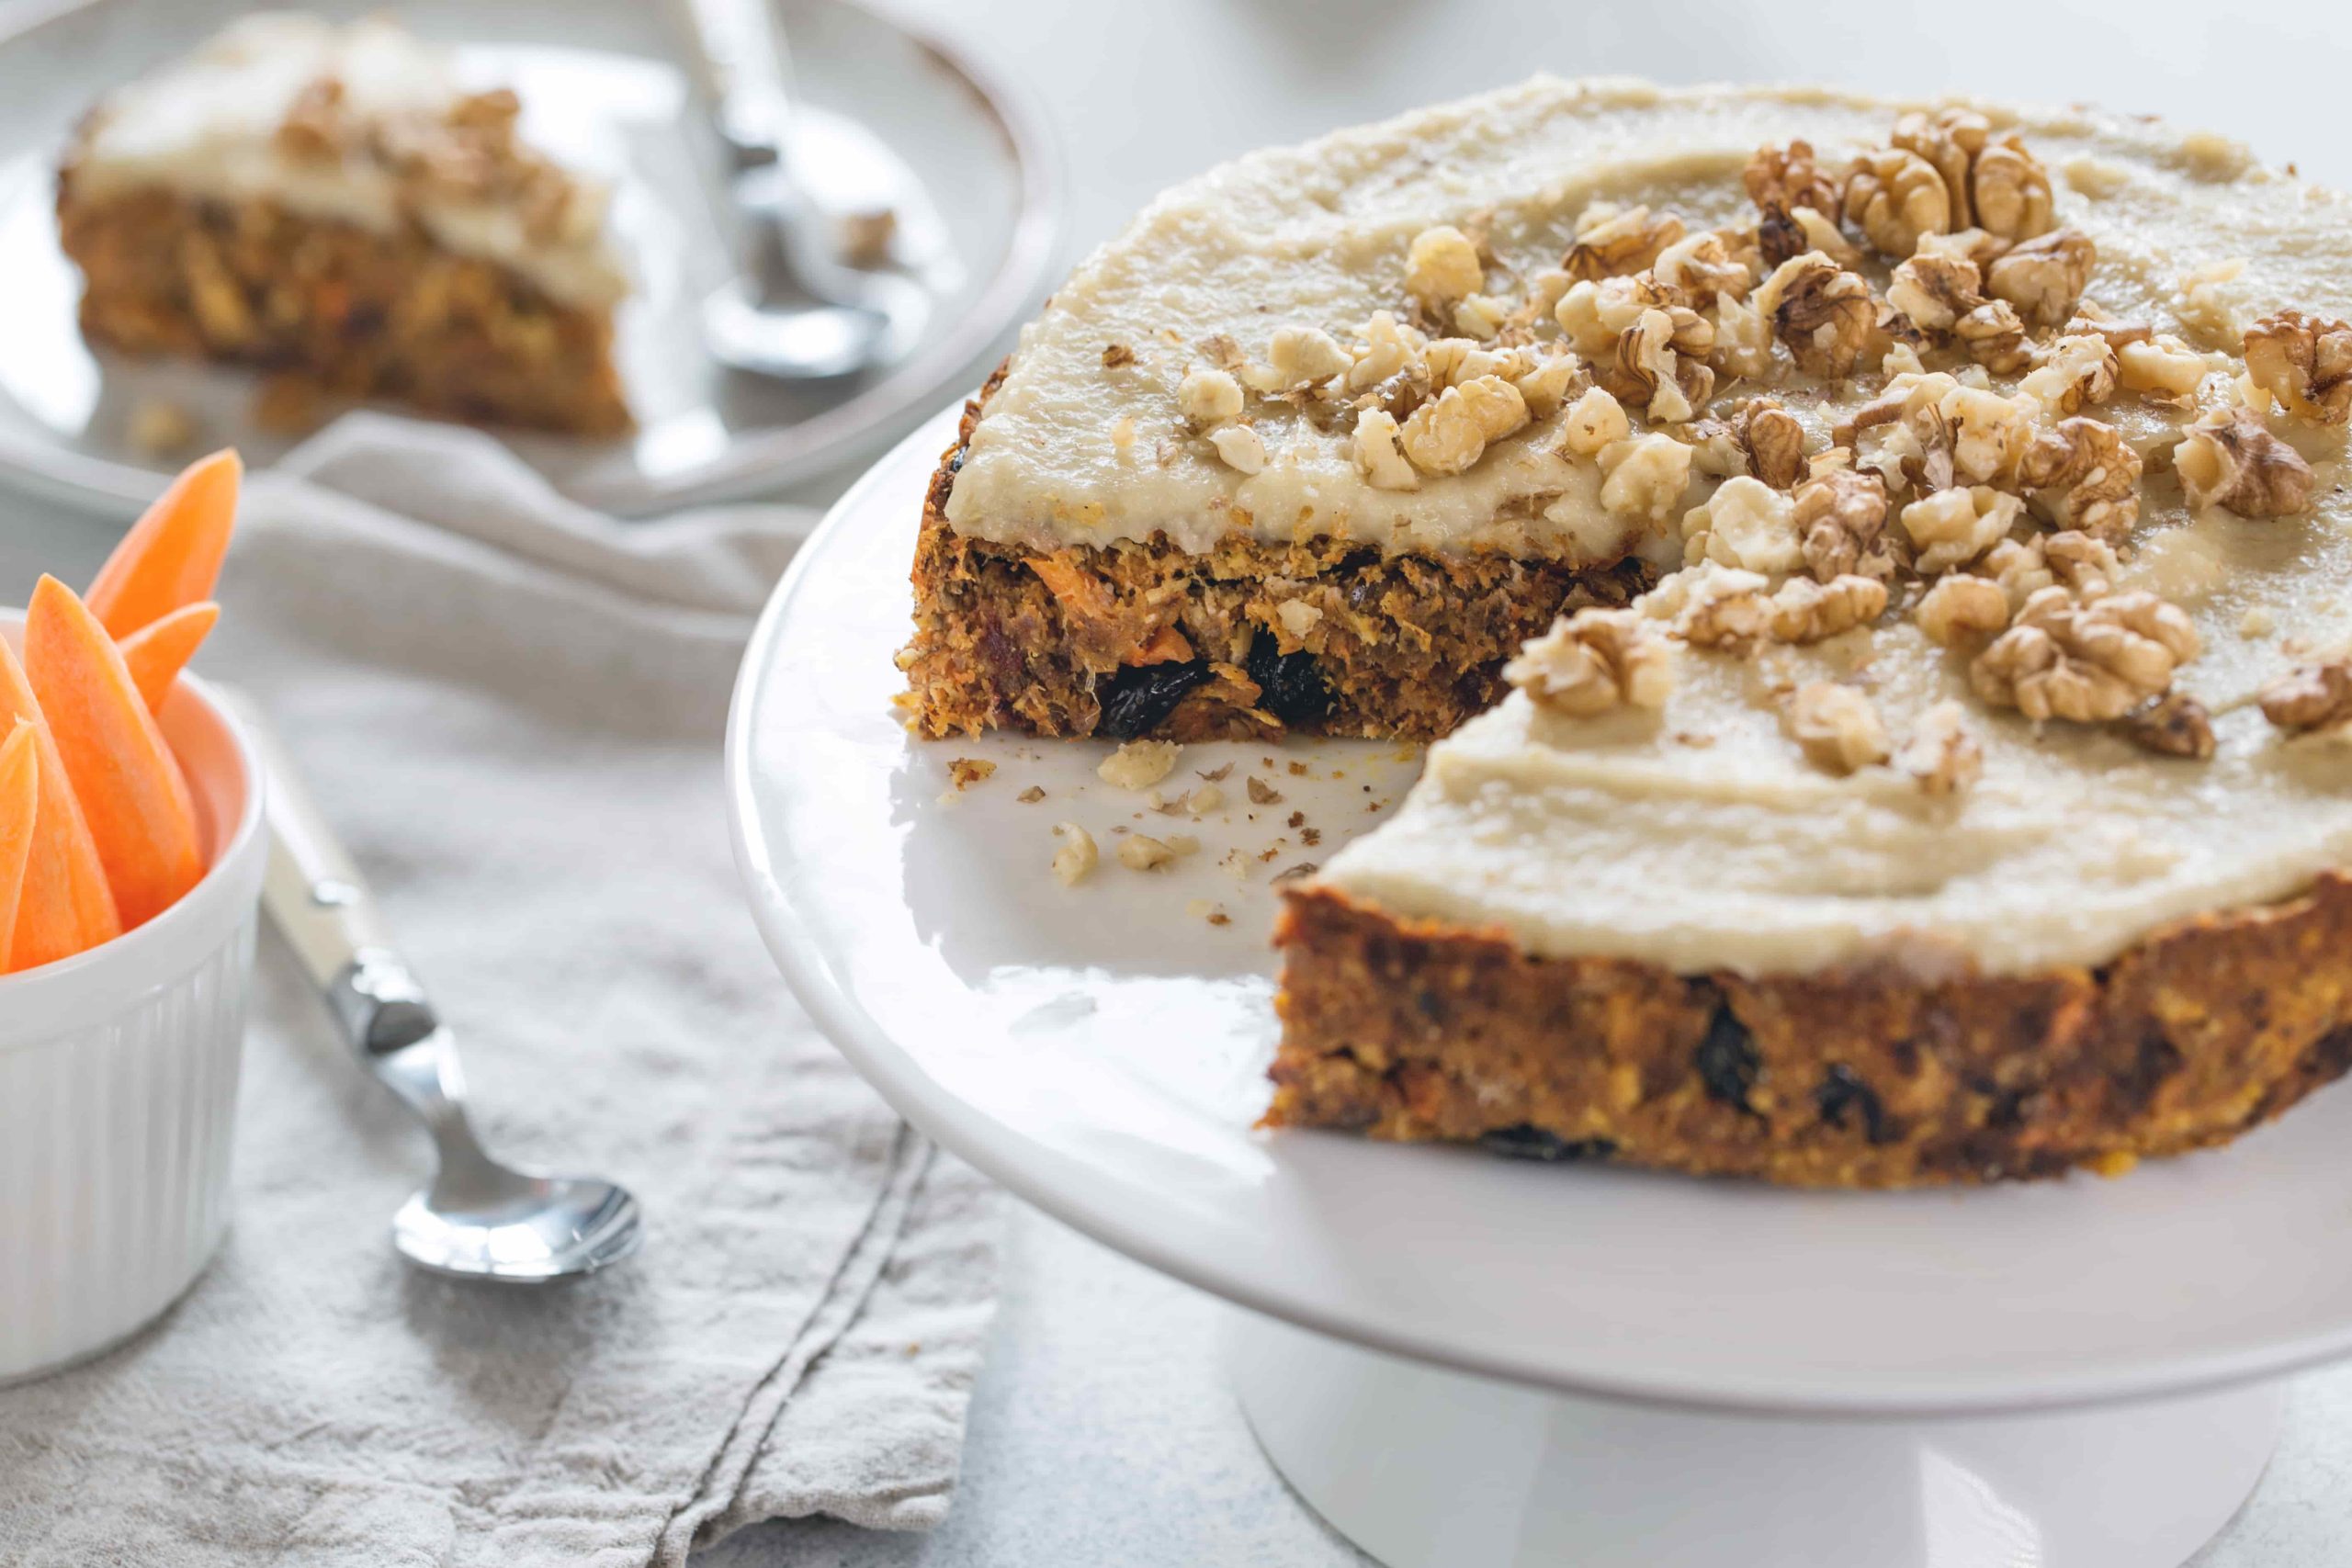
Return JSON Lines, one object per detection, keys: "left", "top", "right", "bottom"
{"left": 726, "top": 402, "right": 2352, "bottom": 1418}
{"left": 0, "top": 0, "right": 1066, "bottom": 518}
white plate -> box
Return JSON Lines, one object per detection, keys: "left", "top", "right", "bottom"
{"left": 0, "top": 0, "right": 1059, "bottom": 516}
{"left": 728, "top": 404, "right": 2352, "bottom": 1417}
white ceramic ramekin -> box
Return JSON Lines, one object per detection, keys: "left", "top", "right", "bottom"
{"left": 0, "top": 612, "right": 266, "bottom": 1384}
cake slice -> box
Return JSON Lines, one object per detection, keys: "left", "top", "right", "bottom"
{"left": 1264, "top": 82, "right": 2352, "bottom": 1186}
{"left": 58, "top": 14, "right": 630, "bottom": 436}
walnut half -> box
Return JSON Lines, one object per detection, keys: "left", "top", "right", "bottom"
{"left": 2175, "top": 406, "right": 2315, "bottom": 519}
{"left": 1755, "top": 252, "right": 1875, "bottom": 378}
{"left": 1970, "top": 588, "right": 2200, "bottom": 723}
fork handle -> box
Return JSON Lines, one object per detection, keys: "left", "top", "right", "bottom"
{"left": 225, "top": 694, "right": 441, "bottom": 1055}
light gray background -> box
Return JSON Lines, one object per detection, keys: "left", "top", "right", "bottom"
{"left": 7, "top": 0, "right": 2350, "bottom": 1562}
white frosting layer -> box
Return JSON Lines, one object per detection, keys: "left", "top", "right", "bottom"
{"left": 67, "top": 13, "right": 627, "bottom": 310}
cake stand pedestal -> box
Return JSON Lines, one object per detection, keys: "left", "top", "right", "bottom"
{"left": 1226, "top": 1306, "right": 2279, "bottom": 1568}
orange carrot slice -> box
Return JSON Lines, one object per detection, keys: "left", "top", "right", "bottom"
{"left": 0, "top": 724, "right": 36, "bottom": 968}
{"left": 0, "top": 637, "right": 121, "bottom": 967}
{"left": 119, "top": 601, "right": 220, "bottom": 713}
{"left": 24, "top": 576, "right": 205, "bottom": 929}
{"left": 85, "top": 448, "right": 242, "bottom": 639}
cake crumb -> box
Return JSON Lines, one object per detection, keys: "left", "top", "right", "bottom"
{"left": 1287, "top": 761, "right": 1309, "bottom": 776}
{"left": 1286, "top": 810, "right": 1306, "bottom": 829}
{"left": 1100, "top": 740, "right": 1180, "bottom": 790}
{"left": 947, "top": 758, "right": 995, "bottom": 790}
{"left": 1196, "top": 763, "right": 1234, "bottom": 782}
{"left": 1118, "top": 834, "right": 1177, "bottom": 871}
{"left": 1247, "top": 776, "right": 1283, "bottom": 805}
{"left": 1190, "top": 783, "right": 1226, "bottom": 814}
{"left": 1302, "top": 828, "right": 1323, "bottom": 847}
{"left": 1018, "top": 784, "right": 1046, "bottom": 803}
{"left": 1051, "top": 824, "right": 1098, "bottom": 886}
{"left": 1272, "top": 862, "right": 1319, "bottom": 886}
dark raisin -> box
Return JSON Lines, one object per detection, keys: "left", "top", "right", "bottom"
{"left": 1480, "top": 1126, "right": 1617, "bottom": 1162}
{"left": 1095, "top": 660, "right": 1211, "bottom": 739}
{"left": 1815, "top": 1065, "right": 1892, "bottom": 1145}
{"left": 1247, "top": 630, "right": 1332, "bottom": 726}
{"left": 1695, "top": 1003, "right": 1762, "bottom": 1114}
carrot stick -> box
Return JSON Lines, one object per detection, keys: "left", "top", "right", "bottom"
{"left": 85, "top": 448, "right": 242, "bottom": 639}
{"left": 24, "top": 576, "right": 205, "bottom": 929}
{"left": 119, "top": 601, "right": 220, "bottom": 713}
{"left": 0, "top": 724, "right": 36, "bottom": 971}
{"left": 0, "top": 637, "right": 121, "bottom": 966}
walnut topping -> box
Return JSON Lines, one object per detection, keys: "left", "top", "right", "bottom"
{"left": 1208, "top": 423, "right": 1267, "bottom": 474}
{"left": 1792, "top": 465, "right": 1896, "bottom": 583}
{"left": 1785, "top": 682, "right": 1890, "bottom": 774}
{"left": 1982, "top": 529, "right": 2121, "bottom": 607}
{"left": 1913, "top": 572, "right": 2011, "bottom": 647}
{"left": 1177, "top": 366, "right": 1243, "bottom": 426}
{"left": 1899, "top": 485, "right": 2023, "bottom": 574}
{"left": 1566, "top": 204, "right": 1686, "bottom": 282}
{"left": 1555, "top": 273, "right": 1667, "bottom": 358}
{"left": 1971, "top": 588, "right": 2200, "bottom": 723}
{"left": 1100, "top": 740, "right": 1180, "bottom": 790}
{"left": 1845, "top": 147, "right": 1951, "bottom": 258}
{"left": 1893, "top": 110, "right": 2054, "bottom": 242}
{"left": 1941, "top": 385, "right": 2032, "bottom": 484}
{"left": 1597, "top": 434, "right": 1696, "bottom": 520}
{"left": 1351, "top": 410, "right": 1419, "bottom": 490}
{"left": 2259, "top": 660, "right": 2352, "bottom": 734}
{"left": 1505, "top": 608, "right": 1677, "bottom": 716}
{"left": 2015, "top": 417, "right": 2141, "bottom": 542}
{"left": 1652, "top": 564, "right": 1770, "bottom": 648}
{"left": 1683, "top": 476, "right": 1803, "bottom": 573}
{"left": 1559, "top": 386, "right": 1631, "bottom": 457}
{"left": 2017, "top": 333, "right": 2118, "bottom": 417}
{"left": 1405, "top": 225, "right": 1485, "bottom": 309}
{"left": 1652, "top": 230, "right": 1753, "bottom": 305}
{"left": 1705, "top": 291, "right": 1778, "bottom": 380}
{"left": 2175, "top": 406, "right": 2315, "bottom": 518}
{"left": 1267, "top": 326, "right": 1352, "bottom": 389}
{"left": 1397, "top": 377, "right": 1526, "bottom": 475}
{"left": 1513, "top": 351, "right": 1584, "bottom": 417}
{"left": 1885, "top": 249, "right": 1982, "bottom": 333}
{"left": 1985, "top": 228, "right": 2096, "bottom": 328}
{"left": 2242, "top": 310, "right": 2352, "bottom": 426}
{"left": 1101, "top": 344, "right": 1136, "bottom": 368}
{"left": 1609, "top": 307, "right": 1714, "bottom": 423}
{"left": 1746, "top": 141, "right": 1843, "bottom": 221}
{"left": 1754, "top": 253, "right": 1874, "bottom": 378}
{"left": 1348, "top": 310, "right": 1423, "bottom": 391}
{"left": 2115, "top": 333, "right": 2209, "bottom": 400}
{"left": 1952, "top": 299, "right": 2031, "bottom": 374}
{"left": 1897, "top": 701, "right": 1983, "bottom": 795}
{"left": 2121, "top": 691, "right": 2217, "bottom": 759}
{"left": 1736, "top": 399, "right": 1807, "bottom": 488}
{"left": 1768, "top": 574, "right": 1889, "bottom": 643}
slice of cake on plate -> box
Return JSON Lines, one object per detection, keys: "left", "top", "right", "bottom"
{"left": 1261, "top": 80, "right": 2352, "bottom": 1186}
{"left": 58, "top": 13, "right": 630, "bottom": 435}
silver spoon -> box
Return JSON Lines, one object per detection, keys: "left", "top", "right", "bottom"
{"left": 673, "top": 0, "right": 929, "bottom": 380}
{"left": 229, "top": 694, "right": 642, "bottom": 1284}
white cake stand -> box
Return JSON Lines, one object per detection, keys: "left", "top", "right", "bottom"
{"left": 727, "top": 407, "right": 2352, "bottom": 1567}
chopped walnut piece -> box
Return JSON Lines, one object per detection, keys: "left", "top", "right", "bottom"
{"left": 2116, "top": 333, "right": 2209, "bottom": 400}
{"left": 1913, "top": 572, "right": 2011, "bottom": 647}
{"left": 2017, "top": 333, "right": 2118, "bottom": 418}
{"left": 2175, "top": 406, "right": 2315, "bottom": 518}
{"left": 2015, "top": 417, "right": 2141, "bottom": 542}
{"left": 1705, "top": 291, "right": 1778, "bottom": 380}
{"left": 1971, "top": 588, "right": 2200, "bottom": 723}
{"left": 2174, "top": 257, "right": 2251, "bottom": 349}
{"left": 1513, "top": 352, "right": 1584, "bottom": 417}
{"left": 1246, "top": 774, "right": 1283, "bottom": 805}
{"left": 2259, "top": 660, "right": 2352, "bottom": 734}
{"left": 1652, "top": 563, "right": 1771, "bottom": 649}
{"left": 1398, "top": 384, "right": 1496, "bottom": 474}
{"left": 1051, "top": 823, "right": 1099, "bottom": 886}
{"left": 1609, "top": 307, "right": 1714, "bottom": 423}
{"left": 1018, "top": 784, "right": 1047, "bottom": 804}
{"left": 1899, "top": 485, "right": 2023, "bottom": 575}
{"left": 2121, "top": 691, "right": 2217, "bottom": 759}
{"left": 947, "top": 758, "right": 996, "bottom": 790}
{"left": 1099, "top": 740, "right": 1181, "bottom": 790}
{"left": 1845, "top": 147, "right": 1951, "bottom": 258}
{"left": 1885, "top": 249, "right": 1983, "bottom": 333}
{"left": 1177, "top": 366, "right": 1243, "bottom": 426}
{"left": 1896, "top": 701, "right": 1983, "bottom": 795}
{"left": 1792, "top": 466, "right": 1894, "bottom": 583}
{"left": 1941, "top": 385, "right": 2031, "bottom": 484}
{"left": 1597, "top": 434, "right": 1696, "bottom": 521}
{"left": 1102, "top": 344, "right": 1136, "bottom": 368}
{"left": 2242, "top": 310, "right": 2352, "bottom": 426}
{"left": 1736, "top": 400, "right": 1807, "bottom": 488}
{"left": 1351, "top": 410, "right": 1419, "bottom": 491}
{"left": 1768, "top": 574, "right": 1889, "bottom": 643}
{"left": 1985, "top": 228, "right": 2096, "bottom": 328}
{"left": 1118, "top": 834, "right": 1177, "bottom": 872}
{"left": 1405, "top": 225, "right": 1484, "bottom": 309}
{"left": 1652, "top": 230, "right": 1753, "bottom": 304}
{"left": 1559, "top": 386, "right": 1631, "bottom": 458}
{"left": 1984, "top": 530, "right": 2122, "bottom": 607}
{"left": 1505, "top": 608, "right": 1677, "bottom": 716}
{"left": 1348, "top": 310, "right": 1422, "bottom": 391}
{"left": 1267, "top": 325, "right": 1352, "bottom": 389}
{"left": 1684, "top": 476, "right": 1804, "bottom": 574}
{"left": 1953, "top": 300, "right": 2031, "bottom": 374}
{"left": 1459, "top": 374, "right": 1532, "bottom": 441}
{"left": 1785, "top": 682, "right": 1890, "bottom": 774}
{"left": 1754, "top": 253, "right": 1874, "bottom": 378}
{"left": 1566, "top": 204, "right": 1686, "bottom": 282}
{"left": 1746, "top": 141, "right": 1843, "bottom": 221}
{"left": 1207, "top": 423, "right": 1267, "bottom": 474}
{"left": 1893, "top": 110, "right": 2054, "bottom": 241}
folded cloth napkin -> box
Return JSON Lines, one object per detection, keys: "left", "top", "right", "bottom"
{"left": 0, "top": 415, "right": 999, "bottom": 1567}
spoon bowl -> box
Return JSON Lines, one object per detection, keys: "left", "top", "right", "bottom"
{"left": 393, "top": 1171, "right": 643, "bottom": 1284}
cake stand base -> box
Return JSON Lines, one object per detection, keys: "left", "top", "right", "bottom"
{"left": 1225, "top": 1307, "right": 2279, "bottom": 1568}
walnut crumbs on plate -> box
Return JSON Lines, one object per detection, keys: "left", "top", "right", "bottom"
{"left": 907, "top": 77, "right": 2352, "bottom": 1186}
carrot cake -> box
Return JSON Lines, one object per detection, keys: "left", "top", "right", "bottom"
{"left": 58, "top": 13, "right": 630, "bottom": 436}
{"left": 1258, "top": 80, "right": 2352, "bottom": 1186}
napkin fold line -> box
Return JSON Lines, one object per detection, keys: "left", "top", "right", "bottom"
{"left": 658, "top": 1127, "right": 934, "bottom": 1565}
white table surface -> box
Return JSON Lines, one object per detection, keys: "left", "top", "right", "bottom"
{"left": 8, "top": 0, "right": 2351, "bottom": 1561}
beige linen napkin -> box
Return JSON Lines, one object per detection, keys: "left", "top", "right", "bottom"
{"left": 0, "top": 415, "right": 998, "bottom": 1566}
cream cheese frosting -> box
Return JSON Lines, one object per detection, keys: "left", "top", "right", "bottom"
{"left": 66, "top": 13, "right": 627, "bottom": 310}
{"left": 1199, "top": 78, "right": 2352, "bottom": 977}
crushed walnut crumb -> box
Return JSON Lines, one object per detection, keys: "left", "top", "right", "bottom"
{"left": 946, "top": 758, "right": 995, "bottom": 790}
{"left": 1099, "top": 740, "right": 1181, "bottom": 791}
{"left": 1896, "top": 701, "right": 1983, "bottom": 795}
{"left": 1017, "top": 784, "right": 1046, "bottom": 804}
{"left": 1051, "top": 823, "right": 1098, "bottom": 886}
{"left": 2259, "top": 660, "right": 2352, "bottom": 735}
{"left": 1785, "top": 682, "right": 1891, "bottom": 774}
